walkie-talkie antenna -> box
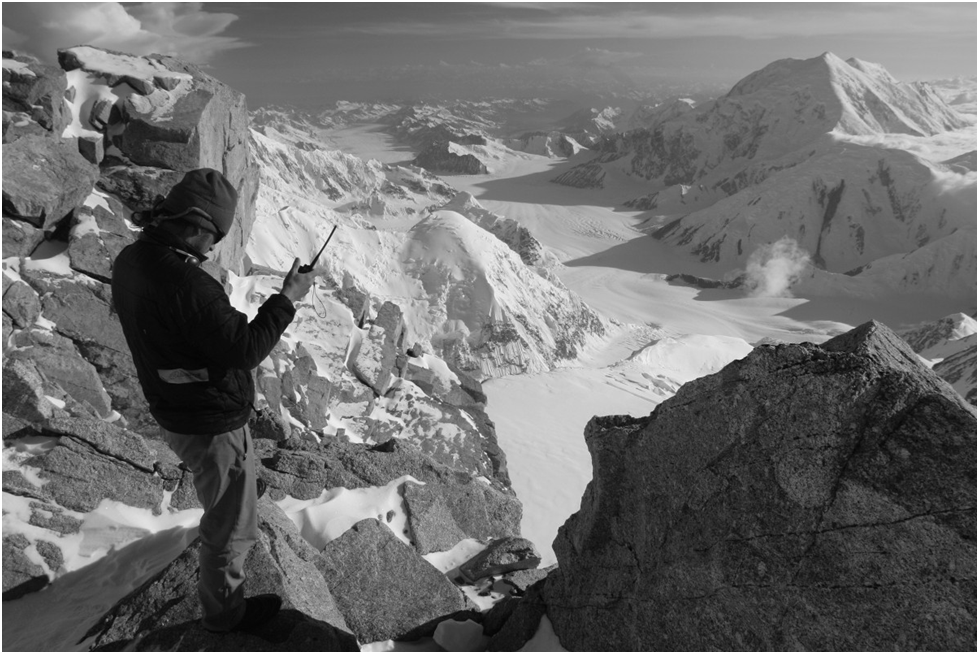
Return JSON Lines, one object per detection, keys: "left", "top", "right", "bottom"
{"left": 299, "top": 225, "right": 338, "bottom": 273}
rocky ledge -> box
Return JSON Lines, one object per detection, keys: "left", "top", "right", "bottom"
{"left": 544, "top": 321, "right": 976, "bottom": 651}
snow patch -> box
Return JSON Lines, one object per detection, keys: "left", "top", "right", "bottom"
{"left": 276, "top": 475, "right": 424, "bottom": 550}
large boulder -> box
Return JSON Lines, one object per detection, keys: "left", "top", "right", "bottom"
{"left": 7, "top": 330, "right": 113, "bottom": 418}
{"left": 2, "top": 53, "right": 71, "bottom": 139}
{"left": 67, "top": 195, "right": 134, "bottom": 283}
{"left": 85, "top": 498, "right": 356, "bottom": 651}
{"left": 261, "top": 438, "right": 521, "bottom": 554}
{"left": 545, "top": 321, "right": 977, "bottom": 651}
{"left": 1, "top": 217, "right": 45, "bottom": 258}
{"left": 56, "top": 46, "right": 258, "bottom": 274}
{"left": 351, "top": 301, "right": 405, "bottom": 396}
{"left": 2, "top": 134, "right": 99, "bottom": 230}
{"left": 316, "top": 518, "right": 469, "bottom": 643}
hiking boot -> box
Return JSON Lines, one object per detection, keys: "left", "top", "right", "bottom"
{"left": 236, "top": 594, "right": 282, "bottom": 633}
{"left": 204, "top": 594, "right": 282, "bottom": 634}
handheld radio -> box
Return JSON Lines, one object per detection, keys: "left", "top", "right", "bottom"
{"left": 299, "top": 225, "right": 338, "bottom": 273}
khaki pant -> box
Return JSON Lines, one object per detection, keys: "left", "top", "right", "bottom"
{"left": 162, "top": 425, "right": 258, "bottom": 632}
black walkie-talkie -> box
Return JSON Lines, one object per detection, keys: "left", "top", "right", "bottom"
{"left": 298, "top": 225, "right": 338, "bottom": 273}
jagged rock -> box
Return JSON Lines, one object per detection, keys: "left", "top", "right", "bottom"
{"left": 2, "top": 134, "right": 99, "bottom": 229}
{"left": 43, "top": 417, "right": 157, "bottom": 471}
{"left": 500, "top": 564, "right": 553, "bottom": 595}
{"left": 1, "top": 217, "right": 45, "bottom": 258}
{"left": 86, "top": 498, "right": 355, "bottom": 651}
{"left": 484, "top": 579, "right": 549, "bottom": 651}
{"left": 2, "top": 279, "right": 41, "bottom": 328}
{"left": 58, "top": 46, "right": 258, "bottom": 274}
{"left": 401, "top": 482, "right": 469, "bottom": 555}
{"left": 2, "top": 312, "right": 12, "bottom": 351}
{"left": 67, "top": 199, "right": 134, "bottom": 283}
{"left": 351, "top": 301, "right": 405, "bottom": 396}
{"left": 96, "top": 165, "right": 183, "bottom": 212}
{"left": 2, "top": 54, "right": 70, "bottom": 136}
{"left": 1, "top": 412, "right": 32, "bottom": 439}
{"left": 413, "top": 141, "right": 488, "bottom": 175}
{"left": 336, "top": 275, "right": 371, "bottom": 327}
{"left": 934, "top": 346, "right": 977, "bottom": 405}
{"left": 459, "top": 537, "right": 541, "bottom": 583}
{"left": 27, "top": 500, "right": 83, "bottom": 535}
{"left": 116, "top": 610, "right": 359, "bottom": 652}
{"left": 89, "top": 96, "right": 116, "bottom": 131}
{"left": 8, "top": 331, "right": 113, "bottom": 417}
{"left": 2, "top": 533, "right": 48, "bottom": 600}
{"left": 262, "top": 438, "right": 520, "bottom": 555}
{"left": 317, "top": 518, "right": 468, "bottom": 643}
{"left": 2, "top": 358, "right": 68, "bottom": 422}
{"left": 545, "top": 321, "right": 977, "bottom": 651}
{"left": 77, "top": 134, "right": 104, "bottom": 165}
{"left": 19, "top": 418, "right": 164, "bottom": 513}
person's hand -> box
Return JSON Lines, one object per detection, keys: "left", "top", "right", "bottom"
{"left": 280, "top": 258, "right": 316, "bottom": 303}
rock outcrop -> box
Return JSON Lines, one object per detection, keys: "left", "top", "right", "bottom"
{"left": 56, "top": 45, "right": 258, "bottom": 273}
{"left": 545, "top": 321, "right": 976, "bottom": 651}
{"left": 84, "top": 498, "right": 357, "bottom": 651}
{"left": 413, "top": 140, "right": 488, "bottom": 175}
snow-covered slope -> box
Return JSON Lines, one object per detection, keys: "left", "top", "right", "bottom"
{"left": 899, "top": 313, "right": 977, "bottom": 404}
{"left": 548, "top": 53, "right": 975, "bottom": 300}
{"left": 652, "top": 139, "right": 976, "bottom": 279}
{"left": 248, "top": 125, "right": 606, "bottom": 381}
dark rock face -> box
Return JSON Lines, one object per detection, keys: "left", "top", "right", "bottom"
{"left": 458, "top": 536, "right": 541, "bottom": 583}
{"left": 85, "top": 499, "right": 355, "bottom": 651}
{"left": 546, "top": 321, "right": 977, "bottom": 651}
{"left": 260, "top": 438, "right": 521, "bottom": 552}
{"left": 2, "top": 54, "right": 71, "bottom": 139}
{"left": 56, "top": 46, "right": 258, "bottom": 274}
{"left": 1, "top": 216, "right": 45, "bottom": 258}
{"left": 1, "top": 134, "right": 99, "bottom": 229}
{"left": 317, "top": 518, "right": 468, "bottom": 643}
{"left": 413, "top": 141, "right": 488, "bottom": 175}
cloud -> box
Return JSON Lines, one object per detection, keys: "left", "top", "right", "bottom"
{"left": 744, "top": 237, "right": 812, "bottom": 298}
{"left": 318, "top": 3, "right": 975, "bottom": 41}
{"left": 2, "top": 2, "right": 246, "bottom": 64}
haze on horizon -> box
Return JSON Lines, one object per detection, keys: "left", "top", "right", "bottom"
{"left": 3, "top": 2, "right": 977, "bottom": 109}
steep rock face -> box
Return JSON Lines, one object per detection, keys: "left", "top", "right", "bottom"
{"left": 2, "top": 53, "right": 71, "bottom": 141}
{"left": 58, "top": 46, "right": 258, "bottom": 274}
{"left": 546, "top": 321, "right": 976, "bottom": 651}
{"left": 653, "top": 140, "right": 973, "bottom": 277}
{"left": 413, "top": 141, "right": 489, "bottom": 175}
{"left": 2, "top": 134, "right": 100, "bottom": 230}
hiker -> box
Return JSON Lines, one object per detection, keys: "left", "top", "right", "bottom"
{"left": 111, "top": 168, "right": 316, "bottom": 633}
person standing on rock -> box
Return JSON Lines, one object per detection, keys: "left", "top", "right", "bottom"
{"left": 111, "top": 168, "right": 316, "bottom": 634}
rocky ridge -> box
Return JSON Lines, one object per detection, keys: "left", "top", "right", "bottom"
{"left": 543, "top": 321, "right": 976, "bottom": 650}
{"left": 3, "top": 46, "right": 544, "bottom": 650}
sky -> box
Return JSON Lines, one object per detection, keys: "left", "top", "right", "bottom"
{"left": 3, "top": 2, "right": 977, "bottom": 108}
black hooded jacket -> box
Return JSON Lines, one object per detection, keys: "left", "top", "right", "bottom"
{"left": 111, "top": 227, "right": 296, "bottom": 434}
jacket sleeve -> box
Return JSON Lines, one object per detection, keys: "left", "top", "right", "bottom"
{"left": 181, "top": 274, "right": 297, "bottom": 371}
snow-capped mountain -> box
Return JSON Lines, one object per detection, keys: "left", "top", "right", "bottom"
{"left": 549, "top": 53, "right": 976, "bottom": 300}
{"left": 899, "top": 313, "right": 977, "bottom": 404}
{"left": 248, "top": 122, "right": 606, "bottom": 381}
{"left": 556, "top": 53, "right": 968, "bottom": 192}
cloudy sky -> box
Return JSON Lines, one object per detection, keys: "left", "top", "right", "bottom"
{"left": 3, "top": 2, "right": 976, "bottom": 108}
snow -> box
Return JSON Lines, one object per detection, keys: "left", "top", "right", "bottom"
{"left": 3, "top": 57, "right": 36, "bottom": 77}
{"left": 276, "top": 475, "right": 424, "bottom": 549}
{"left": 63, "top": 46, "right": 191, "bottom": 84}
{"left": 23, "top": 240, "right": 73, "bottom": 276}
